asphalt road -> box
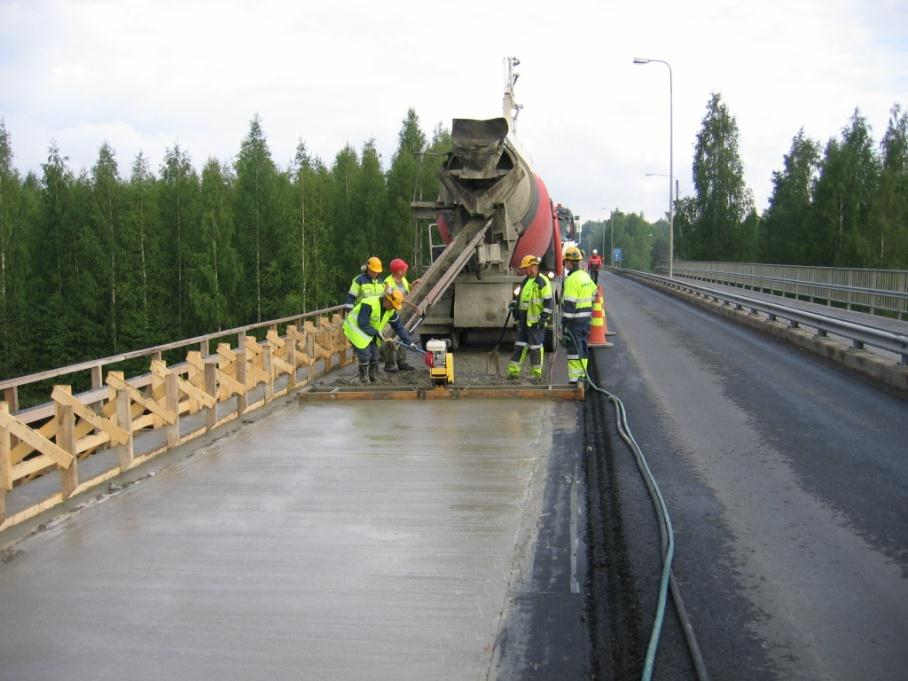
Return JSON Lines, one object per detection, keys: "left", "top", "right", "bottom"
{"left": 589, "top": 271, "right": 908, "bottom": 680}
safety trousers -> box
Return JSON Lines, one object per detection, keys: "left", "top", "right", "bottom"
{"left": 508, "top": 324, "right": 545, "bottom": 379}
{"left": 565, "top": 318, "right": 590, "bottom": 384}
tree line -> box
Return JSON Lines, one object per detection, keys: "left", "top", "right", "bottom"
{"left": 676, "top": 95, "right": 908, "bottom": 268}
{"left": 581, "top": 96, "right": 907, "bottom": 275}
{"left": 0, "top": 110, "right": 450, "bottom": 383}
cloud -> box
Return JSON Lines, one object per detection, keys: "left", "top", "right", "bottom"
{"left": 1, "top": 0, "right": 905, "bottom": 223}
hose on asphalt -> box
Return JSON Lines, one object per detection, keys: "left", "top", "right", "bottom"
{"left": 565, "top": 328, "right": 710, "bottom": 681}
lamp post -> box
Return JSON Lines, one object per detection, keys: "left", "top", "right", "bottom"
{"left": 599, "top": 207, "right": 613, "bottom": 267}
{"left": 634, "top": 57, "right": 673, "bottom": 278}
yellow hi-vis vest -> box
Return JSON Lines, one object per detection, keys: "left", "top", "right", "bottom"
{"left": 383, "top": 274, "right": 410, "bottom": 295}
{"left": 517, "top": 274, "right": 553, "bottom": 325}
{"left": 563, "top": 269, "right": 598, "bottom": 319}
{"left": 343, "top": 296, "right": 394, "bottom": 350}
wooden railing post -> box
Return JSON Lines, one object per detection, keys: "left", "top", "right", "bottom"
{"left": 3, "top": 387, "right": 18, "bottom": 415}
{"left": 0, "top": 402, "right": 10, "bottom": 523}
{"left": 111, "top": 371, "right": 134, "bottom": 471}
{"left": 235, "top": 349, "right": 247, "bottom": 416}
{"left": 263, "top": 343, "right": 274, "bottom": 403}
{"left": 164, "top": 371, "right": 180, "bottom": 448}
{"left": 54, "top": 385, "right": 78, "bottom": 500}
{"left": 204, "top": 358, "right": 218, "bottom": 431}
{"left": 286, "top": 326, "right": 298, "bottom": 389}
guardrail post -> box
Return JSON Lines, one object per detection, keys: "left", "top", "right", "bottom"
{"left": 54, "top": 385, "right": 78, "bottom": 500}
{"left": 235, "top": 349, "right": 247, "bottom": 416}
{"left": 111, "top": 371, "right": 134, "bottom": 471}
{"left": 204, "top": 357, "right": 218, "bottom": 431}
{"left": 0, "top": 402, "right": 10, "bottom": 522}
{"left": 164, "top": 371, "right": 180, "bottom": 448}
{"left": 263, "top": 343, "right": 274, "bottom": 403}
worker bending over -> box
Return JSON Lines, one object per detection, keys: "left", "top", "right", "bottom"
{"left": 507, "top": 255, "right": 553, "bottom": 383}
{"left": 344, "top": 256, "right": 385, "bottom": 311}
{"left": 562, "top": 246, "right": 598, "bottom": 384}
{"left": 381, "top": 258, "right": 415, "bottom": 372}
{"left": 344, "top": 287, "right": 418, "bottom": 385}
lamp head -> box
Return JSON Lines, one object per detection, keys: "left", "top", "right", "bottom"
{"left": 633, "top": 57, "right": 650, "bottom": 64}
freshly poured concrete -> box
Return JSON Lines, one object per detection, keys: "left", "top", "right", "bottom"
{"left": 0, "top": 398, "right": 555, "bottom": 681}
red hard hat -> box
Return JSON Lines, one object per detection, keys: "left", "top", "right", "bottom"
{"left": 390, "top": 258, "right": 408, "bottom": 275}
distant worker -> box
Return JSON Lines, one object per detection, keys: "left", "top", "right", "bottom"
{"left": 382, "top": 258, "right": 415, "bottom": 372}
{"left": 562, "top": 246, "right": 599, "bottom": 385}
{"left": 507, "top": 255, "right": 553, "bottom": 383}
{"left": 343, "top": 287, "right": 418, "bottom": 385}
{"left": 344, "top": 256, "right": 385, "bottom": 311}
{"left": 587, "top": 249, "right": 603, "bottom": 284}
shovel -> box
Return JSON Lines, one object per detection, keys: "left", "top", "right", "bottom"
{"left": 487, "top": 309, "right": 512, "bottom": 375}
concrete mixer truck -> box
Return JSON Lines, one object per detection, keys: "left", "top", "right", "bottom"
{"left": 405, "top": 57, "right": 579, "bottom": 350}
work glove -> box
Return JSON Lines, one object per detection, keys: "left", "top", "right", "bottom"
{"left": 409, "top": 342, "right": 420, "bottom": 351}
{"left": 539, "top": 315, "right": 550, "bottom": 327}
{"left": 507, "top": 300, "right": 518, "bottom": 313}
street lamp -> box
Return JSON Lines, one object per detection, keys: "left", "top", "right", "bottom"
{"left": 634, "top": 57, "right": 673, "bottom": 278}
{"left": 599, "top": 207, "right": 614, "bottom": 267}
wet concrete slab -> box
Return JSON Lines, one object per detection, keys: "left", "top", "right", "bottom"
{"left": 0, "top": 397, "right": 563, "bottom": 681}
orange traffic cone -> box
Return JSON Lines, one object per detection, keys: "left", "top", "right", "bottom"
{"left": 588, "top": 285, "right": 615, "bottom": 348}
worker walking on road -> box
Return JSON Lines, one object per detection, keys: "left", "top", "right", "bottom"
{"left": 587, "top": 249, "right": 603, "bottom": 284}
{"left": 562, "top": 246, "right": 598, "bottom": 384}
{"left": 344, "top": 256, "right": 386, "bottom": 312}
{"left": 343, "top": 287, "right": 419, "bottom": 385}
{"left": 381, "top": 258, "right": 415, "bottom": 372}
{"left": 507, "top": 255, "right": 553, "bottom": 383}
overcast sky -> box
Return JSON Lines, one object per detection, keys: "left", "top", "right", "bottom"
{"left": 2, "top": 0, "right": 906, "bottom": 223}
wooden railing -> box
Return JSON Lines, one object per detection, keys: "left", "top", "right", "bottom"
{"left": 0, "top": 307, "right": 350, "bottom": 531}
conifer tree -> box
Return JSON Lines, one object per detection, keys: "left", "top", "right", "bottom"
{"left": 234, "top": 115, "right": 280, "bottom": 323}
{"left": 191, "top": 158, "right": 240, "bottom": 332}
{"left": 159, "top": 144, "right": 199, "bottom": 337}
{"left": 385, "top": 109, "right": 426, "bottom": 263}
{"left": 90, "top": 143, "right": 123, "bottom": 352}
{"left": 872, "top": 105, "right": 908, "bottom": 267}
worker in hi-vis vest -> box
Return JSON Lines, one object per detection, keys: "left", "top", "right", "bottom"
{"left": 562, "top": 246, "right": 598, "bottom": 384}
{"left": 344, "top": 256, "right": 386, "bottom": 311}
{"left": 587, "top": 249, "right": 603, "bottom": 284}
{"left": 507, "top": 254, "right": 553, "bottom": 383}
{"left": 343, "top": 287, "right": 417, "bottom": 385}
{"left": 381, "top": 258, "right": 415, "bottom": 372}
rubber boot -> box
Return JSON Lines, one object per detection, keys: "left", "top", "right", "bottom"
{"left": 384, "top": 359, "right": 399, "bottom": 373}
{"left": 368, "top": 361, "right": 379, "bottom": 383}
{"left": 397, "top": 360, "right": 414, "bottom": 371}
{"left": 357, "top": 364, "right": 369, "bottom": 385}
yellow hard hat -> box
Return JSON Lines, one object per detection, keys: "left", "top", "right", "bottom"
{"left": 366, "top": 256, "right": 383, "bottom": 273}
{"left": 563, "top": 246, "right": 582, "bottom": 261}
{"left": 519, "top": 254, "right": 540, "bottom": 269}
{"left": 384, "top": 287, "right": 404, "bottom": 310}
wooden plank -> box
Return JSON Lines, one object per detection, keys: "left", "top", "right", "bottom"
{"left": 51, "top": 386, "right": 129, "bottom": 445}
{"left": 244, "top": 335, "right": 262, "bottom": 356}
{"left": 105, "top": 373, "right": 176, "bottom": 425}
{"left": 54, "top": 386, "right": 78, "bottom": 498}
{"left": 0, "top": 411, "right": 74, "bottom": 470}
{"left": 266, "top": 329, "right": 285, "bottom": 348}
{"left": 11, "top": 454, "right": 55, "bottom": 482}
{"left": 272, "top": 354, "right": 294, "bottom": 377}
{"left": 1, "top": 404, "right": 11, "bottom": 501}
{"left": 11, "top": 417, "right": 57, "bottom": 464}
{"left": 217, "top": 343, "right": 236, "bottom": 362}
{"left": 150, "top": 361, "right": 216, "bottom": 409}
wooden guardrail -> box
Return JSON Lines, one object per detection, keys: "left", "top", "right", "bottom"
{"left": 0, "top": 308, "right": 350, "bottom": 531}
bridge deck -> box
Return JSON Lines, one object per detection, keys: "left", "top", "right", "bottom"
{"left": 0, "top": 397, "right": 576, "bottom": 680}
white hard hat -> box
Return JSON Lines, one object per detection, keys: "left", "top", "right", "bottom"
{"left": 592, "top": 249, "right": 598, "bottom": 254}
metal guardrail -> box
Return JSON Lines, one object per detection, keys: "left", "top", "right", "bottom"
{"left": 672, "top": 261, "right": 908, "bottom": 320}
{"left": 624, "top": 270, "right": 908, "bottom": 365}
